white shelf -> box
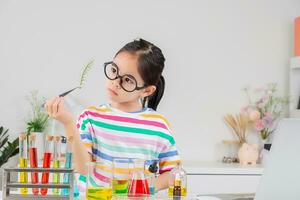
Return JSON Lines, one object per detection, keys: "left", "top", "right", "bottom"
{"left": 291, "top": 56, "right": 300, "bottom": 69}
{"left": 289, "top": 57, "right": 300, "bottom": 117}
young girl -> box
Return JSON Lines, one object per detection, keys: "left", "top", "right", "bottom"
{"left": 45, "top": 38, "right": 181, "bottom": 196}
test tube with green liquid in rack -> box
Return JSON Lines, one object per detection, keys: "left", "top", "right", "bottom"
{"left": 52, "top": 135, "right": 61, "bottom": 195}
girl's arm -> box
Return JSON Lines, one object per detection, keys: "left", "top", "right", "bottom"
{"left": 45, "top": 96, "right": 92, "bottom": 174}
{"left": 155, "top": 172, "right": 170, "bottom": 191}
{"left": 64, "top": 121, "right": 92, "bottom": 175}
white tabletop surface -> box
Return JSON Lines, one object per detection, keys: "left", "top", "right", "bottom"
{"left": 183, "top": 160, "right": 263, "bottom": 175}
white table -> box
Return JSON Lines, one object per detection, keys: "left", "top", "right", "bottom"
{"left": 184, "top": 161, "right": 263, "bottom": 195}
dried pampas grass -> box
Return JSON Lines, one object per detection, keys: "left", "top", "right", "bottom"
{"left": 224, "top": 112, "right": 249, "bottom": 144}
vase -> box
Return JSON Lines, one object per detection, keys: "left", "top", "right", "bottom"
{"left": 238, "top": 143, "right": 259, "bottom": 165}
{"left": 260, "top": 139, "right": 272, "bottom": 166}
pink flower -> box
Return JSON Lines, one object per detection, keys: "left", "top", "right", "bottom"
{"left": 254, "top": 119, "right": 265, "bottom": 131}
{"left": 262, "top": 113, "right": 273, "bottom": 128}
{"left": 248, "top": 110, "right": 260, "bottom": 121}
{"left": 265, "top": 112, "right": 272, "bottom": 118}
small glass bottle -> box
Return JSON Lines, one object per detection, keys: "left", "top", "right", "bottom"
{"left": 19, "top": 133, "right": 28, "bottom": 195}
{"left": 168, "top": 163, "right": 187, "bottom": 198}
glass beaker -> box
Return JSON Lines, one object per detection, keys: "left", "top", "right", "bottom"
{"left": 86, "top": 161, "right": 113, "bottom": 200}
{"left": 112, "top": 158, "right": 131, "bottom": 197}
{"left": 128, "top": 159, "right": 150, "bottom": 198}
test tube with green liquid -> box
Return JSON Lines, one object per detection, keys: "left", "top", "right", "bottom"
{"left": 52, "top": 135, "right": 61, "bottom": 195}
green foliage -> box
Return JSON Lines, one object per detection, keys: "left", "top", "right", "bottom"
{"left": 0, "top": 126, "right": 19, "bottom": 168}
{"left": 79, "top": 60, "right": 94, "bottom": 88}
{"left": 26, "top": 90, "right": 49, "bottom": 133}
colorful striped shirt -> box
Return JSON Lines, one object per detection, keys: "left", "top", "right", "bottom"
{"left": 75, "top": 104, "right": 180, "bottom": 195}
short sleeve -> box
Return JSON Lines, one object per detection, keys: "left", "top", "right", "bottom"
{"left": 158, "top": 128, "right": 181, "bottom": 174}
{"left": 76, "top": 109, "right": 94, "bottom": 155}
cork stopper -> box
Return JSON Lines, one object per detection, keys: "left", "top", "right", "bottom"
{"left": 19, "top": 133, "right": 27, "bottom": 141}
{"left": 46, "top": 135, "right": 54, "bottom": 141}
{"left": 29, "top": 133, "right": 36, "bottom": 141}
{"left": 54, "top": 135, "right": 61, "bottom": 142}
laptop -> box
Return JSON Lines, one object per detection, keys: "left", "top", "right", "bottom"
{"left": 197, "top": 118, "right": 300, "bottom": 200}
{"left": 253, "top": 118, "right": 300, "bottom": 200}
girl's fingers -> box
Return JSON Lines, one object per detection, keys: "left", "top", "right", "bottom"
{"left": 52, "top": 97, "right": 61, "bottom": 116}
{"left": 45, "top": 97, "right": 56, "bottom": 117}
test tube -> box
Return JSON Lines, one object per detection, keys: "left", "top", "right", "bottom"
{"left": 29, "top": 133, "right": 39, "bottom": 195}
{"left": 61, "top": 136, "right": 73, "bottom": 196}
{"left": 41, "top": 135, "right": 53, "bottom": 196}
{"left": 19, "top": 133, "right": 28, "bottom": 195}
{"left": 52, "top": 135, "right": 61, "bottom": 195}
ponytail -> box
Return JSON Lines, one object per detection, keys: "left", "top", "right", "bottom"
{"left": 143, "top": 75, "right": 165, "bottom": 111}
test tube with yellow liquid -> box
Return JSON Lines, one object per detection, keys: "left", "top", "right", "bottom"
{"left": 19, "top": 133, "right": 28, "bottom": 195}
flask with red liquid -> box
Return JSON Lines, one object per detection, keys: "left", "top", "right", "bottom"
{"left": 41, "top": 135, "right": 53, "bottom": 196}
{"left": 128, "top": 159, "right": 150, "bottom": 198}
{"left": 29, "top": 133, "right": 39, "bottom": 195}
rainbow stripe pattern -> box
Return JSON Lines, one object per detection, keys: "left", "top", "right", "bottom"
{"left": 75, "top": 104, "right": 180, "bottom": 196}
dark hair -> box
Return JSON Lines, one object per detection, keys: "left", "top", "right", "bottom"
{"left": 115, "top": 38, "right": 165, "bottom": 111}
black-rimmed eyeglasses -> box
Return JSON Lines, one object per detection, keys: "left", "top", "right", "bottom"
{"left": 104, "top": 61, "right": 147, "bottom": 92}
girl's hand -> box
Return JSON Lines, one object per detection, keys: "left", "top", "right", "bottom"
{"left": 45, "top": 96, "right": 75, "bottom": 127}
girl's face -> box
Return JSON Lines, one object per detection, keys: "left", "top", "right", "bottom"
{"left": 105, "top": 52, "right": 155, "bottom": 106}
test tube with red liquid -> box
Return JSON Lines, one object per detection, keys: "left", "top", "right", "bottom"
{"left": 41, "top": 135, "right": 53, "bottom": 196}
{"left": 29, "top": 133, "right": 39, "bottom": 195}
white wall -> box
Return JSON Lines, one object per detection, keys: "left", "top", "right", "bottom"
{"left": 0, "top": 0, "right": 299, "bottom": 161}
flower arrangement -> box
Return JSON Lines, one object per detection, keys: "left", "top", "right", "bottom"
{"left": 224, "top": 112, "right": 249, "bottom": 144}
{"left": 243, "top": 83, "right": 289, "bottom": 140}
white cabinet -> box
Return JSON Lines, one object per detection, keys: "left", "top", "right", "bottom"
{"left": 184, "top": 161, "right": 263, "bottom": 196}
{"left": 289, "top": 56, "right": 300, "bottom": 117}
